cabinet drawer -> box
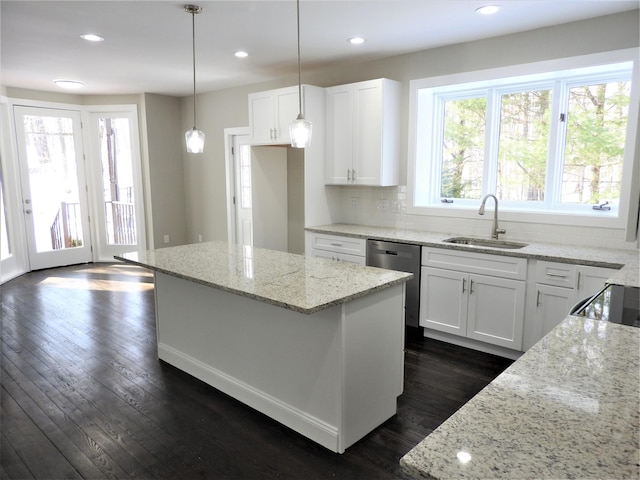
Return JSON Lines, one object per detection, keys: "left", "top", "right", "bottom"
{"left": 422, "top": 247, "right": 527, "bottom": 281}
{"left": 535, "top": 261, "right": 576, "bottom": 287}
{"left": 309, "top": 233, "right": 366, "bottom": 257}
{"left": 311, "top": 249, "right": 366, "bottom": 265}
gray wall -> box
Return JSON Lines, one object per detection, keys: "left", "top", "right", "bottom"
{"left": 142, "top": 93, "right": 188, "bottom": 248}
{"left": 183, "top": 10, "right": 640, "bottom": 244}
{"left": 5, "top": 11, "right": 638, "bottom": 250}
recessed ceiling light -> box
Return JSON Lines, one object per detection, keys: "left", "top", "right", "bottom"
{"left": 80, "top": 33, "right": 104, "bottom": 42}
{"left": 348, "top": 37, "right": 366, "bottom": 45}
{"left": 54, "top": 80, "right": 85, "bottom": 90}
{"left": 234, "top": 51, "right": 249, "bottom": 58}
{"left": 475, "top": 5, "right": 501, "bottom": 15}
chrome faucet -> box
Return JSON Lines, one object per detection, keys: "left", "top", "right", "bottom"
{"left": 479, "top": 194, "right": 506, "bottom": 240}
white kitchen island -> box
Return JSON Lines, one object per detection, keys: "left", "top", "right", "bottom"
{"left": 116, "top": 241, "right": 411, "bottom": 453}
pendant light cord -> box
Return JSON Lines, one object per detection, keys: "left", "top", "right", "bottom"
{"left": 191, "top": 8, "right": 197, "bottom": 128}
{"left": 296, "top": 0, "right": 302, "bottom": 117}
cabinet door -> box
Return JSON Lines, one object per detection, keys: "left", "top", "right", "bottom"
{"left": 420, "top": 267, "right": 467, "bottom": 336}
{"left": 352, "top": 80, "right": 382, "bottom": 185}
{"left": 248, "top": 90, "right": 275, "bottom": 144}
{"left": 466, "top": 274, "right": 525, "bottom": 350}
{"left": 534, "top": 284, "right": 574, "bottom": 341}
{"left": 273, "top": 87, "right": 300, "bottom": 144}
{"left": 576, "top": 265, "right": 617, "bottom": 301}
{"left": 325, "top": 85, "right": 352, "bottom": 184}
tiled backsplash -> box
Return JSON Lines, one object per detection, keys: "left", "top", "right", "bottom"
{"left": 332, "top": 186, "right": 637, "bottom": 250}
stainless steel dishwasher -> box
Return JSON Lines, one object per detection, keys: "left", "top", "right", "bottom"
{"left": 366, "top": 239, "right": 421, "bottom": 330}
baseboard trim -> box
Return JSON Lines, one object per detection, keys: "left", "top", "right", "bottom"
{"left": 158, "top": 343, "right": 340, "bottom": 452}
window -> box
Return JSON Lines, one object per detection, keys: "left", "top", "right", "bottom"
{"left": 410, "top": 57, "right": 636, "bottom": 222}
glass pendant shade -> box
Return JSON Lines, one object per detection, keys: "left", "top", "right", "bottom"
{"left": 289, "top": 115, "right": 312, "bottom": 148}
{"left": 185, "top": 127, "right": 205, "bottom": 153}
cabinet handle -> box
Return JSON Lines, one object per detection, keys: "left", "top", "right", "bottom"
{"left": 347, "top": 169, "right": 351, "bottom": 181}
{"left": 577, "top": 271, "right": 581, "bottom": 289}
{"left": 330, "top": 242, "right": 342, "bottom": 247}
{"left": 546, "top": 273, "right": 568, "bottom": 278}
{"left": 536, "top": 290, "right": 541, "bottom": 307}
{"left": 462, "top": 278, "right": 466, "bottom": 293}
{"left": 469, "top": 279, "right": 474, "bottom": 294}
{"left": 352, "top": 169, "right": 357, "bottom": 181}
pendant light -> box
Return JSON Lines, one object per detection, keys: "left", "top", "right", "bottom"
{"left": 185, "top": 4, "right": 205, "bottom": 153}
{"left": 289, "top": 0, "right": 312, "bottom": 148}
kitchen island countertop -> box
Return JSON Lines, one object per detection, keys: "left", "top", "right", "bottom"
{"left": 116, "top": 240, "right": 411, "bottom": 314}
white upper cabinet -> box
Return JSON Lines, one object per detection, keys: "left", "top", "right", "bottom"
{"left": 249, "top": 85, "right": 302, "bottom": 145}
{"left": 325, "top": 78, "right": 401, "bottom": 186}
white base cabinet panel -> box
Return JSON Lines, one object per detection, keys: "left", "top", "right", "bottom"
{"left": 420, "top": 247, "right": 527, "bottom": 352}
{"left": 153, "top": 271, "right": 404, "bottom": 453}
{"left": 532, "top": 284, "right": 576, "bottom": 341}
{"left": 421, "top": 266, "right": 525, "bottom": 351}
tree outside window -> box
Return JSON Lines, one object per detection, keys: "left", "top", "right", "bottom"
{"left": 416, "top": 62, "right": 633, "bottom": 217}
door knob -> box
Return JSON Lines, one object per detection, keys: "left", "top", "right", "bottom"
{"left": 25, "top": 209, "right": 32, "bottom": 214}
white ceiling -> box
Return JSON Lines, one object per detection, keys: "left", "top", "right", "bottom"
{"left": 1, "top": 1, "right": 637, "bottom": 97}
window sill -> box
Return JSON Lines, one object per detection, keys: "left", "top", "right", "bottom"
{"left": 407, "top": 204, "right": 624, "bottom": 229}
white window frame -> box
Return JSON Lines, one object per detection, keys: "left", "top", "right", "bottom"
{"left": 407, "top": 49, "right": 640, "bottom": 229}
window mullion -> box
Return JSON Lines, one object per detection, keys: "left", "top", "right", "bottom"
{"left": 546, "top": 79, "right": 568, "bottom": 210}
{"left": 483, "top": 89, "right": 499, "bottom": 196}
{"left": 430, "top": 94, "right": 445, "bottom": 204}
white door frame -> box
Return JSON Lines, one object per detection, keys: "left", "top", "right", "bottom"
{"left": 0, "top": 96, "right": 28, "bottom": 283}
{"left": 1, "top": 97, "right": 148, "bottom": 279}
{"left": 224, "top": 127, "right": 249, "bottom": 245}
{"left": 13, "top": 105, "right": 94, "bottom": 271}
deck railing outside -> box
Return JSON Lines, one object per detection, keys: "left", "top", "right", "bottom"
{"left": 50, "top": 202, "right": 83, "bottom": 250}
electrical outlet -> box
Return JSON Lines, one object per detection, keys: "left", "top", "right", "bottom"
{"left": 350, "top": 197, "right": 360, "bottom": 209}
{"left": 164, "top": 234, "right": 170, "bottom": 244}
{"left": 377, "top": 199, "right": 390, "bottom": 210}
{"left": 198, "top": 234, "right": 203, "bottom": 242}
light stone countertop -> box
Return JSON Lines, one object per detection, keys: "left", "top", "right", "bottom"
{"left": 400, "top": 316, "right": 640, "bottom": 479}
{"left": 306, "top": 224, "right": 639, "bottom": 287}
{"left": 115, "top": 241, "right": 412, "bottom": 314}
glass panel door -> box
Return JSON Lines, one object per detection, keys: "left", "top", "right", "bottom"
{"left": 86, "top": 109, "right": 145, "bottom": 260}
{"left": 13, "top": 106, "right": 92, "bottom": 270}
{"left": 234, "top": 134, "right": 253, "bottom": 246}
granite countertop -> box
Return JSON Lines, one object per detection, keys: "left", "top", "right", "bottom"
{"left": 400, "top": 316, "right": 640, "bottom": 479}
{"left": 115, "top": 241, "right": 411, "bottom": 315}
{"left": 306, "top": 224, "right": 639, "bottom": 288}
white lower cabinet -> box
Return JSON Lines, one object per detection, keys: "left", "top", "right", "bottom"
{"left": 420, "top": 248, "right": 527, "bottom": 351}
{"left": 531, "top": 283, "right": 575, "bottom": 342}
{"left": 575, "top": 264, "right": 618, "bottom": 301}
{"left": 306, "top": 232, "right": 366, "bottom": 265}
{"left": 524, "top": 261, "right": 617, "bottom": 350}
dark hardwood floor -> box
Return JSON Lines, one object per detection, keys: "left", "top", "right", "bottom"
{"left": 1, "top": 263, "right": 513, "bottom": 480}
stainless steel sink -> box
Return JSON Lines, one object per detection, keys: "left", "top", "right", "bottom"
{"left": 443, "top": 237, "right": 528, "bottom": 249}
